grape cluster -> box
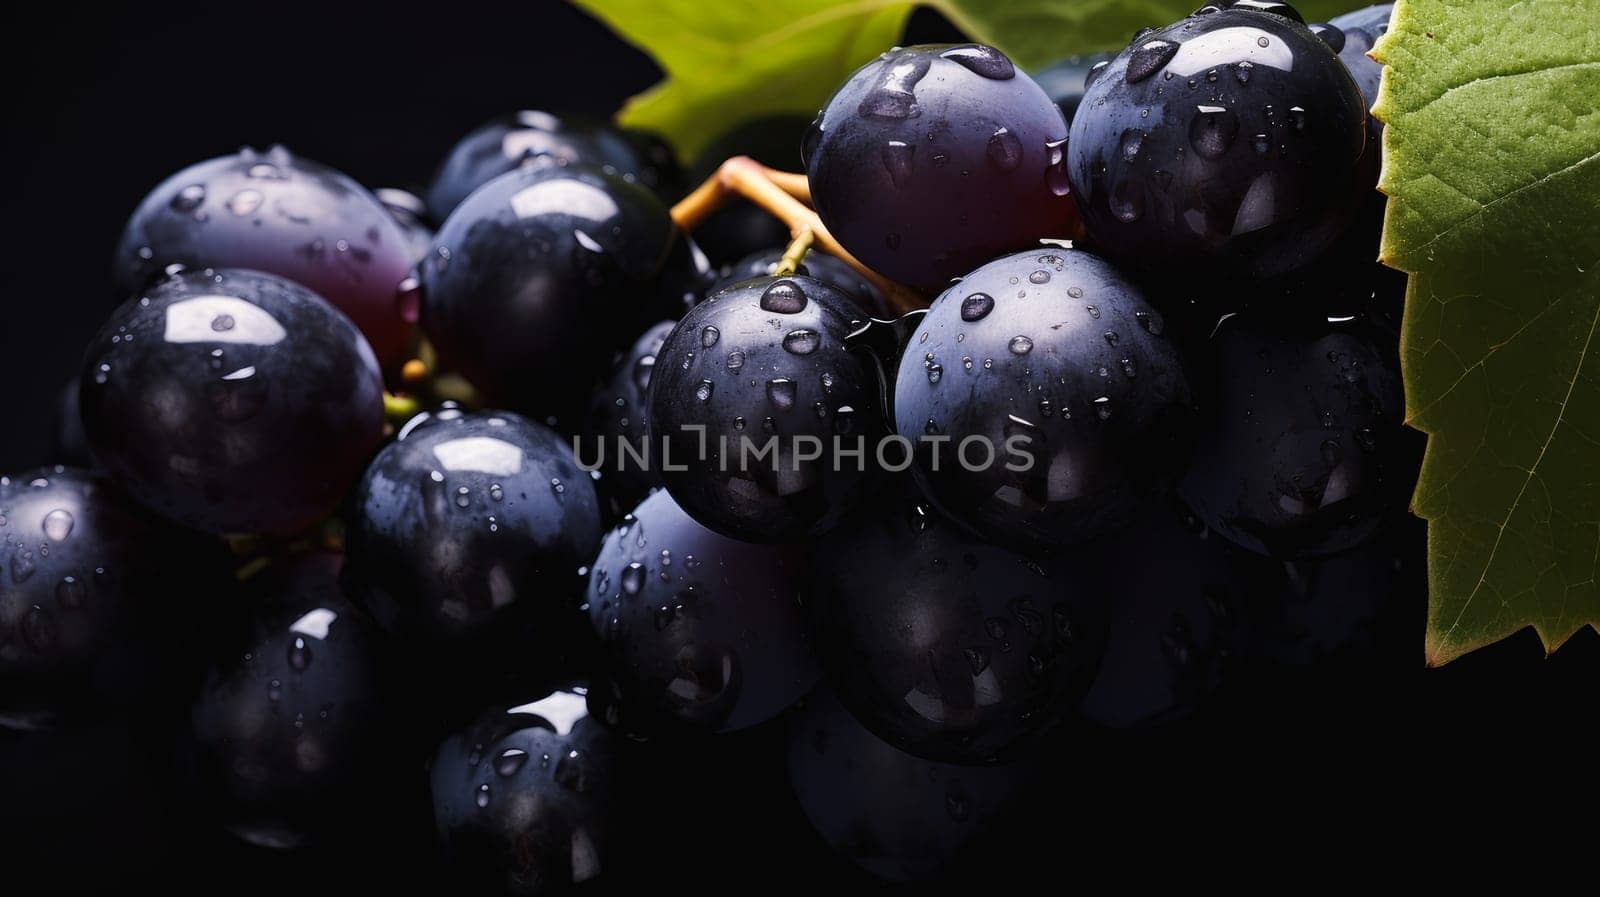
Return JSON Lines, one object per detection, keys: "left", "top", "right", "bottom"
{"left": 10, "top": 2, "right": 1421, "bottom": 889}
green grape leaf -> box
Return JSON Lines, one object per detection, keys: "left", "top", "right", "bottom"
{"left": 569, "top": 0, "right": 1352, "bottom": 161}
{"left": 1372, "top": 0, "right": 1600, "bottom": 664}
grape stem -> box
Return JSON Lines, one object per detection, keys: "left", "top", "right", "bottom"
{"left": 670, "top": 156, "right": 925, "bottom": 313}
{"left": 774, "top": 229, "right": 815, "bottom": 277}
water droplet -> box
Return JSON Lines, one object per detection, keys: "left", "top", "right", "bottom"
{"left": 858, "top": 54, "right": 931, "bottom": 119}
{"left": 1135, "top": 310, "right": 1164, "bottom": 335}
{"left": 695, "top": 380, "right": 715, "bottom": 402}
{"left": 41, "top": 509, "right": 74, "bottom": 542}
{"left": 1235, "top": 61, "right": 1254, "bottom": 84}
{"left": 1029, "top": 269, "right": 1051, "bottom": 284}
{"left": 56, "top": 576, "right": 85, "bottom": 609}
{"left": 621, "top": 563, "right": 645, "bottom": 595}
{"left": 10, "top": 546, "right": 35, "bottom": 583}
{"left": 1121, "top": 130, "right": 1145, "bottom": 163}
{"left": 489, "top": 484, "right": 504, "bottom": 502}
{"left": 940, "top": 44, "right": 1014, "bottom": 79}
{"left": 1110, "top": 180, "right": 1144, "bottom": 222}
{"left": 288, "top": 636, "right": 312, "bottom": 671}
{"left": 1126, "top": 40, "right": 1180, "bottom": 83}
{"left": 1289, "top": 106, "right": 1308, "bottom": 133}
{"left": 475, "top": 784, "right": 491, "bottom": 808}
{"left": 1355, "top": 428, "right": 1378, "bottom": 451}
{"left": 170, "top": 184, "right": 206, "bottom": 212}
{"left": 960, "top": 293, "right": 995, "bottom": 322}
{"left": 454, "top": 487, "right": 471, "bottom": 509}
{"left": 226, "top": 189, "right": 263, "bottom": 216}
{"left": 1190, "top": 105, "right": 1239, "bottom": 159}
{"left": 760, "top": 280, "right": 807, "bottom": 313}
{"left": 495, "top": 748, "right": 528, "bottom": 777}
{"left": 987, "top": 127, "right": 1022, "bottom": 170}
{"left": 267, "top": 679, "right": 282, "bottom": 702}
{"left": 724, "top": 350, "right": 745, "bottom": 373}
{"left": 882, "top": 141, "right": 915, "bottom": 187}
{"left": 554, "top": 749, "right": 587, "bottom": 791}
{"left": 927, "top": 364, "right": 944, "bottom": 384}
{"left": 1120, "top": 357, "right": 1138, "bottom": 378}
{"left": 1009, "top": 335, "right": 1033, "bottom": 355}
{"left": 783, "top": 329, "right": 820, "bottom": 355}
{"left": 1258, "top": 36, "right": 1271, "bottom": 48}
{"left": 700, "top": 326, "right": 720, "bottom": 348}
{"left": 654, "top": 602, "right": 681, "bottom": 630}
{"left": 767, "top": 379, "right": 797, "bottom": 411}
{"left": 1094, "top": 396, "right": 1113, "bottom": 420}
{"left": 1086, "top": 60, "right": 1110, "bottom": 87}
{"left": 1103, "top": 330, "right": 1120, "bottom": 347}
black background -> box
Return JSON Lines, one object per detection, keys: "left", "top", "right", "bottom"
{"left": 2, "top": 1, "right": 1594, "bottom": 889}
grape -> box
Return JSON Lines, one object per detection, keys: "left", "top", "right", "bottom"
{"left": 343, "top": 410, "right": 602, "bottom": 695}
{"left": 1066, "top": 6, "right": 1370, "bottom": 281}
{"left": 1179, "top": 309, "right": 1407, "bottom": 559}
{"left": 426, "top": 110, "right": 681, "bottom": 220}
{"left": 0, "top": 468, "right": 164, "bottom": 728}
{"left": 1077, "top": 500, "right": 1250, "bottom": 728}
{"left": 893, "top": 249, "right": 1194, "bottom": 552}
{"left": 804, "top": 44, "right": 1074, "bottom": 292}
{"left": 688, "top": 116, "right": 809, "bottom": 266}
{"left": 113, "top": 146, "right": 417, "bottom": 370}
{"left": 373, "top": 187, "right": 436, "bottom": 264}
{"left": 1325, "top": 3, "right": 1394, "bottom": 122}
{"left": 585, "top": 490, "right": 819, "bottom": 734}
{"left": 52, "top": 379, "right": 93, "bottom": 468}
{"left": 1244, "top": 514, "right": 1423, "bottom": 666}
{"left": 711, "top": 248, "right": 888, "bottom": 317}
{"left": 581, "top": 321, "right": 677, "bottom": 517}
{"left": 808, "top": 483, "right": 1106, "bottom": 763}
{"left": 190, "top": 552, "right": 388, "bottom": 849}
{"left": 419, "top": 165, "right": 705, "bottom": 428}
{"left": 430, "top": 689, "right": 615, "bottom": 895}
{"left": 647, "top": 275, "right": 881, "bottom": 542}
{"left": 787, "top": 687, "right": 1036, "bottom": 881}
{"left": 1032, "top": 52, "right": 1115, "bottom": 125}
{"left": 80, "top": 268, "right": 385, "bottom": 536}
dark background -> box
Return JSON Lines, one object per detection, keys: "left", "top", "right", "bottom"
{"left": 2, "top": 0, "right": 1595, "bottom": 888}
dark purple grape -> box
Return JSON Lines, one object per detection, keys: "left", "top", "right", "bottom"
{"left": 647, "top": 275, "right": 881, "bottom": 542}
{"left": 787, "top": 687, "right": 1036, "bottom": 881}
{"left": 53, "top": 379, "right": 93, "bottom": 468}
{"left": 80, "top": 268, "right": 385, "bottom": 537}
{"left": 711, "top": 248, "right": 888, "bottom": 317}
{"left": 1077, "top": 500, "right": 1250, "bottom": 728}
{"left": 809, "top": 484, "right": 1106, "bottom": 763}
{"left": 343, "top": 411, "right": 602, "bottom": 693}
{"left": 430, "top": 689, "right": 615, "bottom": 895}
{"left": 1179, "top": 310, "right": 1406, "bottom": 559}
{"left": 804, "top": 44, "right": 1074, "bottom": 292}
{"left": 1066, "top": 7, "right": 1369, "bottom": 281}
{"left": 419, "top": 166, "right": 704, "bottom": 428}
{"left": 893, "top": 249, "right": 1194, "bottom": 552}
{"left": 0, "top": 469, "right": 163, "bottom": 728}
{"left": 374, "top": 187, "right": 436, "bottom": 264}
{"left": 1326, "top": 3, "right": 1393, "bottom": 123}
{"left": 426, "top": 110, "right": 681, "bottom": 221}
{"left": 581, "top": 321, "right": 676, "bottom": 516}
{"left": 585, "top": 490, "right": 819, "bottom": 733}
{"left": 1244, "top": 514, "right": 1423, "bottom": 665}
{"left": 114, "top": 146, "right": 416, "bottom": 370}
{"left": 190, "top": 552, "right": 388, "bottom": 849}
{"left": 1032, "top": 52, "right": 1116, "bottom": 125}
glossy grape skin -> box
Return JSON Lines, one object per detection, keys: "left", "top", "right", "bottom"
{"left": 343, "top": 411, "right": 602, "bottom": 693}
{"left": 190, "top": 552, "right": 388, "bottom": 849}
{"left": 804, "top": 44, "right": 1074, "bottom": 293}
{"left": 1077, "top": 500, "right": 1251, "bottom": 728}
{"left": 426, "top": 110, "right": 681, "bottom": 221}
{"left": 808, "top": 485, "right": 1106, "bottom": 763}
{"left": 113, "top": 146, "right": 416, "bottom": 370}
{"left": 53, "top": 379, "right": 93, "bottom": 468}
{"left": 419, "top": 165, "right": 704, "bottom": 428}
{"left": 1066, "top": 8, "right": 1369, "bottom": 281}
{"left": 581, "top": 321, "right": 676, "bottom": 517}
{"left": 374, "top": 187, "right": 436, "bottom": 264}
{"left": 80, "top": 268, "right": 385, "bottom": 537}
{"left": 1179, "top": 310, "right": 1406, "bottom": 559}
{"left": 1032, "top": 52, "right": 1116, "bottom": 125}
{"left": 648, "top": 275, "right": 881, "bottom": 542}
{"left": 711, "top": 249, "right": 888, "bottom": 318}
{"left": 585, "top": 490, "right": 819, "bottom": 734}
{"left": 893, "top": 249, "right": 1195, "bottom": 553}
{"left": 430, "top": 690, "right": 615, "bottom": 895}
{"left": 1326, "top": 3, "right": 1393, "bottom": 122}
{"left": 787, "top": 687, "right": 1036, "bottom": 881}
{"left": 0, "top": 469, "right": 161, "bottom": 727}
